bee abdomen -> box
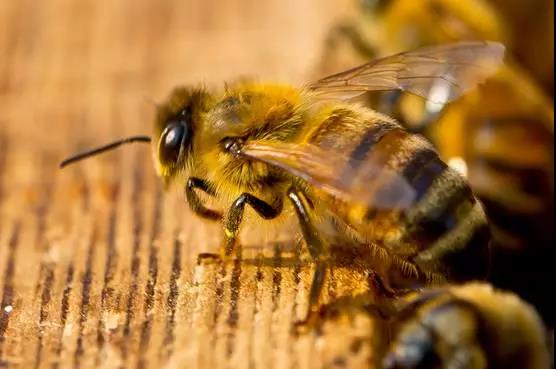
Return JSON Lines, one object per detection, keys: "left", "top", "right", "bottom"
{"left": 307, "top": 107, "right": 491, "bottom": 283}
{"left": 413, "top": 201, "right": 490, "bottom": 282}
{"left": 400, "top": 148, "right": 449, "bottom": 201}
{"left": 397, "top": 145, "right": 490, "bottom": 282}
{"left": 346, "top": 120, "right": 400, "bottom": 168}
{"left": 307, "top": 107, "right": 399, "bottom": 153}
{"left": 403, "top": 172, "right": 490, "bottom": 281}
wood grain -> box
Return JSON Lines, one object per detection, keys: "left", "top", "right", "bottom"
{"left": 0, "top": 1, "right": 387, "bottom": 368}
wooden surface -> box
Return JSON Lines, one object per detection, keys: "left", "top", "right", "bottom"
{"left": 0, "top": 1, "right": 387, "bottom": 368}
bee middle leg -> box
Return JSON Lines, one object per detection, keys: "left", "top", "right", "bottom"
{"left": 287, "top": 186, "right": 328, "bottom": 329}
{"left": 222, "top": 193, "right": 283, "bottom": 257}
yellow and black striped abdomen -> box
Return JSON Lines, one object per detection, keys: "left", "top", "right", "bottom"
{"left": 400, "top": 151, "right": 490, "bottom": 283}
{"left": 305, "top": 106, "right": 491, "bottom": 285}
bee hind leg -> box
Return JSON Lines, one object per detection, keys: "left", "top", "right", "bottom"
{"left": 222, "top": 193, "right": 283, "bottom": 258}
{"left": 287, "top": 187, "right": 328, "bottom": 333}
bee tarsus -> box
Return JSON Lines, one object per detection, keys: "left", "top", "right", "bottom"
{"left": 223, "top": 193, "right": 283, "bottom": 257}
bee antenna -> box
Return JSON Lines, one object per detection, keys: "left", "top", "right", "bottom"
{"left": 59, "top": 135, "right": 151, "bottom": 168}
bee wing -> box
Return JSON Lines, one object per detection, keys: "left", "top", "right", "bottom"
{"left": 241, "top": 141, "right": 417, "bottom": 210}
{"left": 308, "top": 41, "right": 505, "bottom": 104}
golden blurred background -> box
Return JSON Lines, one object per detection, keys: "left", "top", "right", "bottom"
{"left": 0, "top": 0, "right": 553, "bottom": 368}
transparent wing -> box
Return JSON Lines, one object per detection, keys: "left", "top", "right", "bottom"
{"left": 240, "top": 141, "right": 416, "bottom": 210}
{"left": 308, "top": 41, "right": 505, "bottom": 104}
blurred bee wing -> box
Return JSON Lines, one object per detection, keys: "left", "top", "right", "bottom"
{"left": 240, "top": 141, "right": 416, "bottom": 210}
{"left": 308, "top": 41, "right": 505, "bottom": 104}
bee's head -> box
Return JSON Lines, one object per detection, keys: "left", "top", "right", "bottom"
{"left": 153, "top": 87, "right": 212, "bottom": 186}
{"left": 58, "top": 86, "right": 211, "bottom": 188}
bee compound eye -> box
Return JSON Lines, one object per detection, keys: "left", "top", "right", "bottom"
{"left": 160, "top": 122, "right": 187, "bottom": 163}
{"left": 165, "top": 124, "right": 183, "bottom": 147}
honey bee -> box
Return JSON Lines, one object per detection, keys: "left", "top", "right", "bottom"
{"left": 60, "top": 42, "right": 548, "bottom": 367}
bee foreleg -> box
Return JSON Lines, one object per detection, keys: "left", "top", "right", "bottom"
{"left": 186, "top": 177, "right": 222, "bottom": 221}
{"left": 222, "top": 193, "right": 283, "bottom": 257}
{"left": 287, "top": 187, "right": 328, "bottom": 330}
